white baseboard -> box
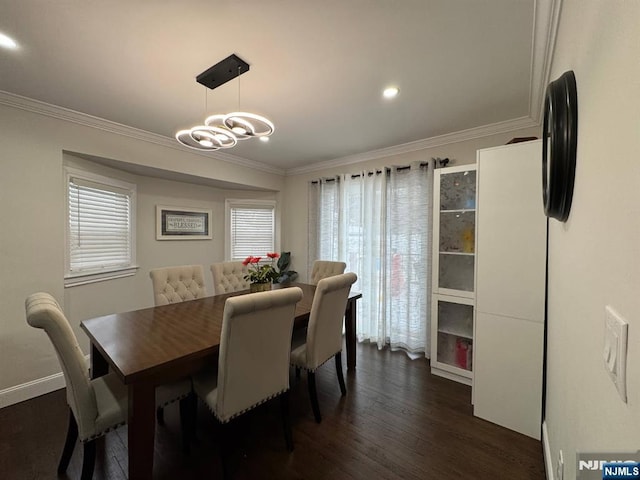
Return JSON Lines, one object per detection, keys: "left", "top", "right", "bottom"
{"left": 0, "top": 355, "right": 90, "bottom": 409}
{"left": 542, "top": 420, "right": 554, "bottom": 480}
{"left": 0, "top": 372, "right": 65, "bottom": 409}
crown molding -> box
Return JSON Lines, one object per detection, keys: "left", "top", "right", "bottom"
{"left": 0, "top": 90, "right": 285, "bottom": 176}
{"left": 529, "top": 0, "right": 563, "bottom": 123}
{"left": 0, "top": 89, "right": 541, "bottom": 179}
{"left": 286, "top": 116, "right": 539, "bottom": 176}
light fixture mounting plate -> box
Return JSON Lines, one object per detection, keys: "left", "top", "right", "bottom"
{"left": 196, "top": 54, "right": 250, "bottom": 90}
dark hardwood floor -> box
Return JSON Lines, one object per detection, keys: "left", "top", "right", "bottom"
{"left": 0, "top": 342, "right": 545, "bottom": 479}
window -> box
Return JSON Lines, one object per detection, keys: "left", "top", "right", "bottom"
{"left": 226, "top": 200, "right": 276, "bottom": 260}
{"left": 65, "top": 167, "right": 137, "bottom": 286}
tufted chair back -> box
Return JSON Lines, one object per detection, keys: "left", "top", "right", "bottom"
{"left": 150, "top": 265, "right": 207, "bottom": 306}
{"left": 211, "top": 261, "right": 250, "bottom": 294}
{"left": 25, "top": 293, "right": 98, "bottom": 439}
{"left": 309, "top": 260, "right": 347, "bottom": 285}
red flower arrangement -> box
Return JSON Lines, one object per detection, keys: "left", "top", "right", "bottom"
{"left": 243, "top": 252, "right": 280, "bottom": 283}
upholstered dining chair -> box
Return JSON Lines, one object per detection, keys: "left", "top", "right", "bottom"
{"left": 26, "top": 293, "right": 193, "bottom": 479}
{"left": 210, "top": 261, "right": 250, "bottom": 294}
{"left": 290, "top": 272, "right": 357, "bottom": 423}
{"left": 149, "top": 264, "right": 207, "bottom": 305}
{"left": 192, "top": 287, "right": 303, "bottom": 478}
{"left": 149, "top": 265, "right": 204, "bottom": 431}
{"left": 309, "top": 260, "right": 347, "bottom": 285}
{"left": 25, "top": 292, "right": 128, "bottom": 480}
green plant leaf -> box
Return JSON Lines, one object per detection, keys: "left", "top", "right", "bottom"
{"left": 277, "top": 251, "right": 291, "bottom": 271}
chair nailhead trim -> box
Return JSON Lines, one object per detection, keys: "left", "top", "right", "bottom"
{"left": 205, "top": 388, "right": 289, "bottom": 424}
{"left": 81, "top": 421, "right": 126, "bottom": 442}
{"left": 291, "top": 353, "right": 337, "bottom": 373}
{"left": 157, "top": 391, "right": 190, "bottom": 408}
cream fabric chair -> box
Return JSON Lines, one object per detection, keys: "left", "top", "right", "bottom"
{"left": 192, "top": 287, "right": 303, "bottom": 478}
{"left": 210, "top": 261, "right": 250, "bottom": 294}
{"left": 25, "top": 292, "right": 128, "bottom": 480}
{"left": 290, "top": 272, "right": 357, "bottom": 423}
{"left": 148, "top": 265, "right": 203, "bottom": 433}
{"left": 149, "top": 264, "right": 207, "bottom": 305}
{"left": 309, "top": 260, "right": 347, "bottom": 285}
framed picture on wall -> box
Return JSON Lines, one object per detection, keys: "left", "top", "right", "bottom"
{"left": 156, "top": 205, "right": 212, "bottom": 240}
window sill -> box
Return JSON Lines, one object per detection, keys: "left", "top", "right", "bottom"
{"left": 64, "top": 266, "right": 139, "bottom": 287}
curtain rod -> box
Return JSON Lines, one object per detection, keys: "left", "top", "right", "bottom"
{"left": 311, "top": 161, "right": 431, "bottom": 183}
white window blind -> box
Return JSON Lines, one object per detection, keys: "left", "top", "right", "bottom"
{"left": 66, "top": 172, "right": 136, "bottom": 280}
{"left": 229, "top": 202, "right": 275, "bottom": 259}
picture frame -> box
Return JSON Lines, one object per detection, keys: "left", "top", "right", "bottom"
{"left": 156, "top": 205, "right": 212, "bottom": 240}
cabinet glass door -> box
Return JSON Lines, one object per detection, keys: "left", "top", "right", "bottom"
{"left": 435, "top": 299, "right": 474, "bottom": 372}
{"left": 438, "top": 169, "right": 476, "bottom": 292}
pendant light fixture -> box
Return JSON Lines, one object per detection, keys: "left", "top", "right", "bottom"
{"left": 175, "top": 54, "right": 274, "bottom": 151}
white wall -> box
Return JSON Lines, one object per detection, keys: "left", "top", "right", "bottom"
{"left": 544, "top": 1, "right": 640, "bottom": 478}
{"left": 62, "top": 154, "right": 280, "bottom": 332}
{"left": 282, "top": 127, "right": 540, "bottom": 281}
{"left": 0, "top": 103, "right": 282, "bottom": 395}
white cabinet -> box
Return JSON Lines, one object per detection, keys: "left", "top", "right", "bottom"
{"left": 431, "top": 165, "right": 477, "bottom": 385}
{"left": 473, "top": 140, "right": 546, "bottom": 440}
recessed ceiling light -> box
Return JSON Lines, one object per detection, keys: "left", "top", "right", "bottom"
{"left": 383, "top": 86, "right": 399, "bottom": 99}
{"left": 0, "top": 32, "right": 17, "bottom": 49}
{"left": 259, "top": 136, "right": 269, "bottom": 142}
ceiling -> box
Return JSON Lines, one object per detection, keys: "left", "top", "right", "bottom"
{"left": 0, "top": 1, "right": 544, "bottom": 174}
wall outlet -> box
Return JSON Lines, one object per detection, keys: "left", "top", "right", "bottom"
{"left": 556, "top": 449, "right": 564, "bottom": 480}
{"left": 604, "top": 306, "right": 628, "bottom": 402}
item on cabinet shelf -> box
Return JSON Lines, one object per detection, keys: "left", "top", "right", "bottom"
{"left": 455, "top": 338, "right": 472, "bottom": 370}
{"left": 437, "top": 333, "right": 455, "bottom": 365}
{"left": 461, "top": 228, "right": 474, "bottom": 253}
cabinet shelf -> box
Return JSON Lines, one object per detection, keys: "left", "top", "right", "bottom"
{"left": 438, "top": 325, "right": 473, "bottom": 340}
{"left": 432, "top": 359, "right": 473, "bottom": 381}
{"left": 440, "top": 251, "right": 474, "bottom": 256}
{"left": 440, "top": 209, "right": 476, "bottom": 214}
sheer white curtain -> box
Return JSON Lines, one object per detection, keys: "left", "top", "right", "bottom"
{"left": 385, "top": 165, "right": 432, "bottom": 354}
{"left": 307, "top": 177, "right": 340, "bottom": 274}
{"left": 342, "top": 171, "right": 387, "bottom": 347}
{"left": 308, "top": 163, "right": 433, "bottom": 356}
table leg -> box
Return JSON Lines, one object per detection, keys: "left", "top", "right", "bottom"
{"left": 90, "top": 343, "right": 108, "bottom": 379}
{"left": 345, "top": 299, "right": 357, "bottom": 371}
{"left": 128, "top": 382, "right": 156, "bottom": 480}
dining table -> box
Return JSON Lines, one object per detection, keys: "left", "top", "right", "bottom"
{"left": 80, "top": 282, "right": 362, "bottom": 480}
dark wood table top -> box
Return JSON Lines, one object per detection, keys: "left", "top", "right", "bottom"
{"left": 80, "top": 282, "right": 360, "bottom": 385}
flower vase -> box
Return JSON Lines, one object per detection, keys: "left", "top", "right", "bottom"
{"left": 250, "top": 281, "right": 272, "bottom": 293}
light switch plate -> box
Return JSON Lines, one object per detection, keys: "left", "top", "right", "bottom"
{"left": 604, "top": 306, "right": 628, "bottom": 402}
